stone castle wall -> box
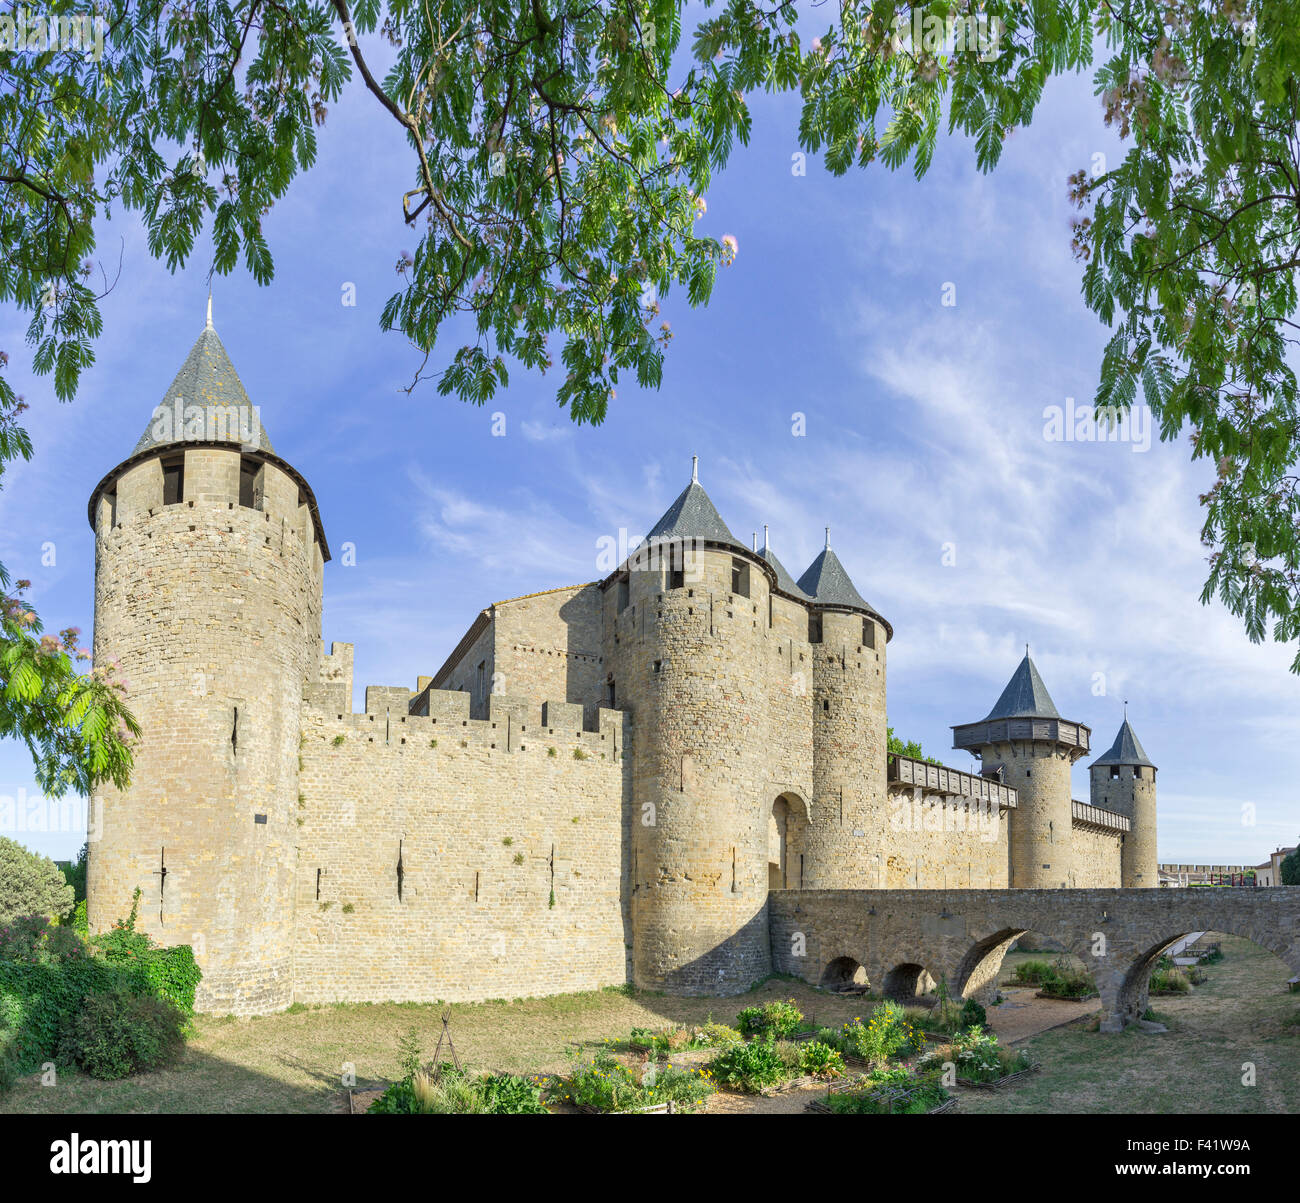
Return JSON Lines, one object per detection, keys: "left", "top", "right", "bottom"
{"left": 294, "top": 680, "right": 631, "bottom": 1003}
{"left": 1069, "top": 825, "right": 1124, "bottom": 888}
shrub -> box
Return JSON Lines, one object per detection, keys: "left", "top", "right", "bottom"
{"left": 708, "top": 1037, "right": 791, "bottom": 1093}
{"left": 1150, "top": 963, "right": 1191, "bottom": 994}
{"left": 58, "top": 987, "right": 185, "bottom": 1080}
{"left": 798, "top": 1040, "right": 845, "bottom": 1079}
{"left": 0, "top": 896, "right": 201, "bottom": 1085}
{"left": 560, "top": 1048, "right": 712, "bottom": 1111}
{"left": 0, "top": 837, "right": 74, "bottom": 927}
{"left": 735, "top": 998, "right": 803, "bottom": 1039}
{"left": 691, "top": 1020, "right": 744, "bottom": 1048}
{"left": 959, "top": 998, "right": 987, "bottom": 1028}
{"left": 834, "top": 1001, "right": 919, "bottom": 1066}
{"left": 919, "top": 1025, "right": 1029, "bottom": 1084}
{"left": 1009, "top": 959, "right": 1054, "bottom": 986}
{"left": 478, "top": 1072, "right": 549, "bottom": 1115}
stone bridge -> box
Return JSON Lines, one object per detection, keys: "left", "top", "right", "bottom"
{"left": 769, "top": 889, "right": 1300, "bottom": 1031}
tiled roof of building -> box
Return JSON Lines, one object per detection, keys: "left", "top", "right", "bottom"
{"left": 133, "top": 309, "right": 273, "bottom": 455}
{"left": 796, "top": 529, "right": 873, "bottom": 610}
{"left": 984, "top": 654, "right": 1061, "bottom": 720}
{"left": 1092, "top": 717, "right": 1156, "bottom": 768}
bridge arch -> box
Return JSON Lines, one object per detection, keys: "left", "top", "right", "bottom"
{"left": 955, "top": 927, "right": 1101, "bottom": 1003}
{"left": 820, "top": 955, "right": 870, "bottom": 991}
{"left": 1115, "top": 925, "right": 1300, "bottom": 1027}
{"left": 882, "top": 960, "right": 939, "bottom": 1000}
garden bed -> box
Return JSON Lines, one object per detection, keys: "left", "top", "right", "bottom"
{"left": 1034, "top": 989, "right": 1100, "bottom": 1002}
{"left": 956, "top": 1061, "right": 1041, "bottom": 1091}
{"left": 806, "top": 1090, "right": 957, "bottom": 1115}
{"left": 576, "top": 1101, "right": 673, "bottom": 1114}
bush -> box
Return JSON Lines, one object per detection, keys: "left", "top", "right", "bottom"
{"left": 708, "top": 1038, "right": 791, "bottom": 1093}
{"left": 832, "top": 1002, "right": 920, "bottom": 1066}
{"left": 1009, "top": 959, "right": 1054, "bottom": 986}
{"left": 919, "top": 1025, "right": 1029, "bottom": 1084}
{"left": 959, "top": 998, "right": 987, "bottom": 1028}
{"left": 798, "top": 1040, "right": 845, "bottom": 1079}
{"left": 690, "top": 1020, "right": 744, "bottom": 1048}
{"left": 478, "top": 1072, "right": 549, "bottom": 1115}
{"left": 58, "top": 987, "right": 185, "bottom": 1080}
{"left": 735, "top": 998, "right": 803, "bottom": 1039}
{"left": 0, "top": 894, "right": 201, "bottom": 1086}
{"left": 0, "top": 837, "right": 74, "bottom": 927}
{"left": 559, "top": 1048, "right": 712, "bottom": 1111}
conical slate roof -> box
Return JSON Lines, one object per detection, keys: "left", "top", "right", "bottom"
{"left": 759, "top": 529, "right": 811, "bottom": 600}
{"left": 984, "top": 654, "right": 1061, "bottom": 720}
{"left": 1092, "top": 717, "right": 1155, "bottom": 768}
{"left": 797, "top": 531, "right": 872, "bottom": 610}
{"left": 645, "top": 460, "right": 747, "bottom": 554}
{"left": 132, "top": 312, "right": 273, "bottom": 455}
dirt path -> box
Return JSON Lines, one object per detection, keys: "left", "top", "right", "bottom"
{"left": 984, "top": 987, "right": 1099, "bottom": 1044}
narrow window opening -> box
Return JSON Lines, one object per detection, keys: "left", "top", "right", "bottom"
{"left": 161, "top": 456, "right": 184, "bottom": 505}
{"left": 1133, "top": 766, "right": 1143, "bottom": 780}
{"left": 231, "top": 706, "right": 238, "bottom": 754}
{"left": 316, "top": 868, "right": 322, "bottom": 901}
{"left": 105, "top": 491, "right": 117, "bottom": 529}
{"left": 239, "top": 457, "right": 265, "bottom": 509}
{"left": 1110, "top": 766, "right": 1121, "bottom": 780}
{"left": 396, "top": 840, "right": 405, "bottom": 902}
{"left": 476, "top": 660, "right": 486, "bottom": 701}
{"left": 667, "top": 542, "right": 684, "bottom": 591}
{"left": 823, "top": 698, "right": 830, "bottom": 713}
{"left": 617, "top": 575, "right": 630, "bottom": 611}
{"left": 607, "top": 679, "right": 616, "bottom": 708}
{"left": 808, "top": 612, "right": 823, "bottom": 644}
{"left": 862, "top": 618, "right": 875, "bottom": 648}
{"left": 731, "top": 557, "right": 750, "bottom": 598}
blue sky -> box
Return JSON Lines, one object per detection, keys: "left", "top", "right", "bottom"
{"left": 1, "top": 33, "right": 1296, "bottom": 866}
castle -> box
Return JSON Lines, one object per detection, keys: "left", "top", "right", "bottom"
{"left": 84, "top": 314, "right": 1159, "bottom": 1015}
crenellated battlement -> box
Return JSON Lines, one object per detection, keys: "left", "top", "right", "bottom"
{"left": 302, "top": 663, "right": 629, "bottom": 764}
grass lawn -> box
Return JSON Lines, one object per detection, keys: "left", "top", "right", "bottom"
{"left": 965, "top": 934, "right": 1300, "bottom": 1114}
{"left": 3, "top": 934, "right": 1295, "bottom": 1114}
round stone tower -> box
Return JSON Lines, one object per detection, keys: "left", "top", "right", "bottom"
{"left": 795, "top": 530, "right": 892, "bottom": 888}
{"left": 952, "top": 654, "right": 1090, "bottom": 889}
{"left": 605, "top": 460, "right": 778, "bottom": 994}
{"left": 1089, "top": 715, "right": 1158, "bottom": 887}
{"left": 85, "top": 305, "right": 329, "bottom": 1013}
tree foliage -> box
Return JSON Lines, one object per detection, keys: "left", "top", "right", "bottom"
{"left": 0, "top": 836, "right": 74, "bottom": 926}
{"left": 1281, "top": 843, "right": 1300, "bottom": 886}
{"left": 1, "top": 0, "right": 1298, "bottom": 825}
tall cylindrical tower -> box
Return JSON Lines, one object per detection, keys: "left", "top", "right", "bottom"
{"left": 795, "top": 531, "right": 892, "bottom": 888}
{"left": 952, "top": 654, "right": 1090, "bottom": 889}
{"left": 606, "top": 463, "right": 777, "bottom": 994}
{"left": 1090, "top": 717, "right": 1158, "bottom": 887}
{"left": 85, "top": 310, "right": 329, "bottom": 1013}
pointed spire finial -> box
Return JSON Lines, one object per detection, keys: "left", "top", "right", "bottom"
{"left": 824, "top": 526, "right": 831, "bottom": 551}
{"left": 205, "top": 288, "right": 213, "bottom": 330}
{"left": 752, "top": 532, "right": 757, "bottom": 552}
{"left": 763, "top": 523, "right": 770, "bottom": 552}
{"left": 1026, "top": 642, "right": 1030, "bottom": 658}
{"left": 691, "top": 455, "right": 698, "bottom": 483}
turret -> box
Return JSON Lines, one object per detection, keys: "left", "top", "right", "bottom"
{"left": 85, "top": 303, "right": 328, "bottom": 1013}
{"left": 606, "top": 459, "right": 779, "bottom": 993}
{"left": 1090, "top": 715, "right": 1158, "bottom": 887}
{"left": 952, "top": 653, "right": 1089, "bottom": 888}
{"left": 796, "top": 529, "right": 892, "bottom": 889}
